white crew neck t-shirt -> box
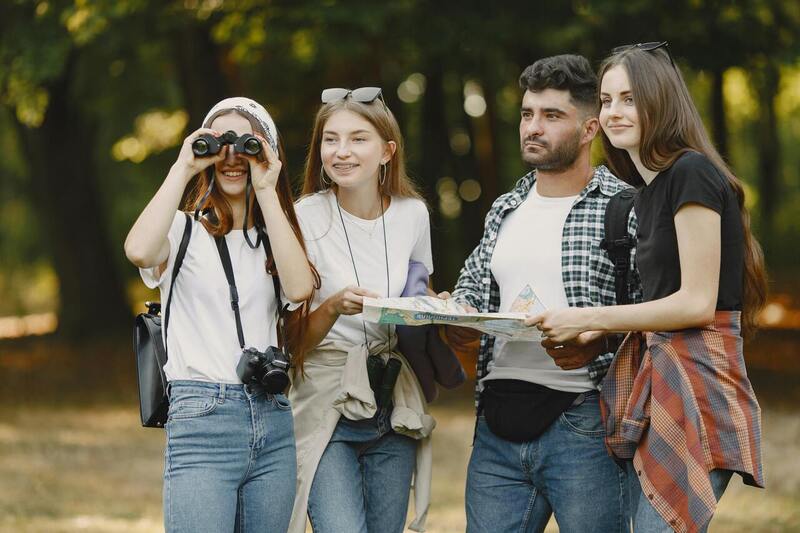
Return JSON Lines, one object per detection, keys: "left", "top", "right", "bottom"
{"left": 486, "top": 184, "right": 595, "bottom": 392}
{"left": 295, "top": 190, "right": 432, "bottom": 345}
{"left": 140, "top": 211, "right": 281, "bottom": 384}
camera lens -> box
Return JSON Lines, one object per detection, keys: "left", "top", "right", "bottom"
{"left": 261, "top": 370, "right": 289, "bottom": 393}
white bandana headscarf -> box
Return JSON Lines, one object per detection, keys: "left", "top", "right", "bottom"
{"left": 202, "top": 96, "right": 279, "bottom": 153}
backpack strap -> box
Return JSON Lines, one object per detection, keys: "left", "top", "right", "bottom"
{"left": 599, "top": 189, "right": 636, "bottom": 305}
{"left": 162, "top": 212, "right": 193, "bottom": 362}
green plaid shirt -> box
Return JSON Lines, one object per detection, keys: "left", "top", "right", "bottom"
{"left": 452, "top": 166, "right": 642, "bottom": 408}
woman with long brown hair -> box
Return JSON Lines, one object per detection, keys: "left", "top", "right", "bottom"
{"left": 286, "top": 88, "right": 434, "bottom": 533}
{"left": 125, "top": 97, "right": 315, "bottom": 532}
{"left": 528, "top": 44, "right": 766, "bottom": 532}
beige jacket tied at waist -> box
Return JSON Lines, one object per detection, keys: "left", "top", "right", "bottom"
{"left": 288, "top": 337, "right": 436, "bottom": 533}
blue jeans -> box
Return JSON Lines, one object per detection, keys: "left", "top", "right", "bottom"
{"left": 466, "top": 391, "right": 628, "bottom": 533}
{"left": 627, "top": 462, "right": 732, "bottom": 532}
{"left": 307, "top": 410, "right": 417, "bottom": 533}
{"left": 163, "top": 380, "right": 297, "bottom": 533}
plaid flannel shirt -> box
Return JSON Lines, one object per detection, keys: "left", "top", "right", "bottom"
{"left": 452, "top": 166, "right": 642, "bottom": 408}
{"left": 600, "top": 311, "right": 764, "bottom": 532}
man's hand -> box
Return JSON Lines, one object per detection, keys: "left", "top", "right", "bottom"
{"left": 436, "top": 291, "right": 481, "bottom": 351}
{"left": 542, "top": 330, "right": 605, "bottom": 370}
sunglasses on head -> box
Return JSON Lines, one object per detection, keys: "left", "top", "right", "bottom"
{"left": 612, "top": 41, "right": 676, "bottom": 69}
{"left": 321, "top": 87, "right": 385, "bottom": 106}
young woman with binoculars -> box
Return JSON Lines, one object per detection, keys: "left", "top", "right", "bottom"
{"left": 286, "top": 87, "right": 435, "bottom": 533}
{"left": 125, "top": 97, "right": 316, "bottom": 533}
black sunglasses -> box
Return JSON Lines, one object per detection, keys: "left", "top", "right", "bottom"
{"left": 612, "top": 41, "right": 676, "bottom": 69}
{"left": 321, "top": 87, "right": 385, "bottom": 106}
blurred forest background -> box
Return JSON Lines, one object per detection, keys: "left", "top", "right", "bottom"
{"left": 1, "top": 1, "right": 799, "bottom": 532}
{"left": 1, "top": 0, "right": 800, "bottom": 338}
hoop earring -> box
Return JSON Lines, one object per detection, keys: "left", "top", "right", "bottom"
{"left": 320, "top": 167, "right": 332, "bottom": 187}
{"left": 379, "top": 163, "right": 387, "bottom": 186}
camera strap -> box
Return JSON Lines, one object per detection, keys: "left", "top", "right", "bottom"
{"left": 214, "top": 233, "right": 286, "bottom": 352}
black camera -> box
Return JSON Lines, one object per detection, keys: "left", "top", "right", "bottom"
{"left": 236, "top": 346, "right": 289, "bottom": 393}
{"left": 192, "top": 130, "right": 262, "bottom": 157}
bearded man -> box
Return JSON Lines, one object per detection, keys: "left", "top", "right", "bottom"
{"left": 446, "top": 54, "right": 642, "bottom": 533}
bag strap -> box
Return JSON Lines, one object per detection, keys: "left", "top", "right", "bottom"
{"left": 257, "top": 229, "right": 285, "bottom": 320}
{"left": 163, "top": 212, "right": 193, "bottom": 361}
{"left": 214, "top": 232, "right": 288, "bottom": 352}
{"left": 599, "top": 189, "right": 636, "bottom": 305}
{"left": 258, "top": 231, "right": 290, "bottom": 356}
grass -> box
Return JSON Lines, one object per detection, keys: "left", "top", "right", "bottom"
{"left": 1, "top": 334, "right": 799, "bottom": 532}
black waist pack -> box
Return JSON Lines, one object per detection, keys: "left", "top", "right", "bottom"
{"left": 481, "top": 379, "right": 579, "bottom": 443}
{"left": 133, "top": 213, "right": 192, "bottom": 428}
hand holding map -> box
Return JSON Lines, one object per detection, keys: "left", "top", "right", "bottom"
{"left": 362, "top": 285, "right": 546, "bottom": 342}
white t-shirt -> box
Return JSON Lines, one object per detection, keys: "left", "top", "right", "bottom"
{"left": 140, "top": 211, "right": 281, "bottom": 383}
{"left": 295, "top": 190, "right": 433, "bottom": 345}
{"left": 486, "top": 184, "right": 595, "bottom": 392}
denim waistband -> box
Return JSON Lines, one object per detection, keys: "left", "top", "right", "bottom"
{"left": 168, "top": 379, "right": 274, "bottom": 400}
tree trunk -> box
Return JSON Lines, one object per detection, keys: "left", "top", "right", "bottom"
{"left": 475, "top": 80, "right": 500, "bottom": 215}
{"left": 420, "top": 66, "right": 458, "bottom": 286}
{"left": 420, "top": 67, "right": 450, "bottom": 194}
{"left": 753, "top": 60, "right": 781, "bottom": 244}
{"left": 710, "top": 66, "right": 729, "bottom": 161}
{"left": 13, "top": 53, "right": 131, "bottom": 339}
{"left": 171, "top": 21, "right": 231, "bottom": 128}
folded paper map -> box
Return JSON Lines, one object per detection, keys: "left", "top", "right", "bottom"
{"left": 362, "top": 285, "right": 547, "bottom": 342}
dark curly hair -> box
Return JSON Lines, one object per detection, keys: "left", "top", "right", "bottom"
{"left": 519, "top": 54, "right": 598, "bottom": 115}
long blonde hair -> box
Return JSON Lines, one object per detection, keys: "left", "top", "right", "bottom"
{"left": 300, "top": 98, "right": 422, "bottom": 200}
{"left": 290, "top": 97, "right": 423, "bottom": 373}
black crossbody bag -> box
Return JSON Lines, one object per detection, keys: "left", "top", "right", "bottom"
{"left": 133, "top": 213, "right": 192, "bottom": 428}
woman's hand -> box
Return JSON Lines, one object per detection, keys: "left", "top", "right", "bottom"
{"left": 525, "top": 307, "right": 595, "bottom": 343}
{"left": 173, "top": 128, "right": 225, "bottom": 181}
{"left": 247, "top": 134, "right": 282, "bottom": 192}
{"left": 328, "top": 286, "right": 381, "bottom": 316}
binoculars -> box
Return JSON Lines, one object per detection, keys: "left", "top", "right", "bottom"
{"left": 367, "top": 355, "right": 402, "bottom": 409}
{"left": 192, "top": 130, "right": 262, "bottom": 157}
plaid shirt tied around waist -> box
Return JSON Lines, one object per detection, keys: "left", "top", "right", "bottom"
{"left": 600, "top": 311, "right": 764, "bottom": 533}
{"left": 452, "top": 166, "right": 641, "bottom": 408}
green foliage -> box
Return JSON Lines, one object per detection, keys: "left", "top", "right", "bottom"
{"left": 1, "top": 0, "right": 799, "bottom": 324}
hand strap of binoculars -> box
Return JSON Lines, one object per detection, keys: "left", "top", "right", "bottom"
{"left": 193, "top": 168, "right": 265, "bottom": 252}
{"left": 214, "top": 235, "right": 286, "bottom": 352}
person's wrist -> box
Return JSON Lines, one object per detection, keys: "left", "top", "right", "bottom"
{"left": 169, "top": 161, "right": 195, "bottom": 184}
{"left": 255, "top": 186, "right": 280, "bottom": 203}
{"left": 325, "top": 298, "right": 341, "bottom": 320}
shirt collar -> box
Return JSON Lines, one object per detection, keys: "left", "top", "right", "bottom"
{"left": 514, "top": 165, "right": 620, "bottom": 202}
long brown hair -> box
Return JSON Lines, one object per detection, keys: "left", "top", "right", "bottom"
{"left": 184, "top": 108, "right": 320, "bottom": 357}
{"left": 598, "top": 48, "right": 767, "bottom": 335}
